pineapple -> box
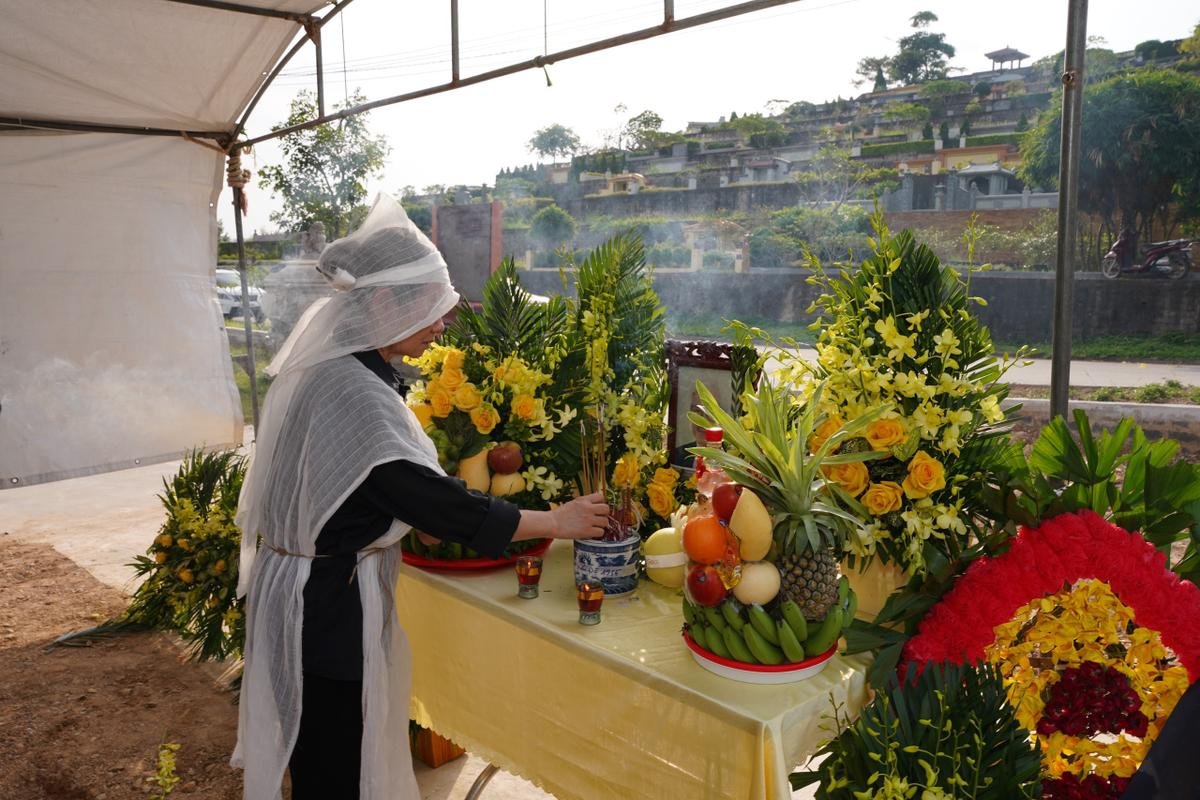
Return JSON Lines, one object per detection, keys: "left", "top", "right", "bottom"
{"left": 691, "top": 380, "right": 882, "bottom": 621}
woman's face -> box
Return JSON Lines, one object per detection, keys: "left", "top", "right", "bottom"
{"left": 379, "top": 316, "right": 445, "bottom": 361}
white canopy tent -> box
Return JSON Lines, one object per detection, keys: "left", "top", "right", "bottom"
{"left": 1, "top": 1, "right": 329, "bottom": 486}
{"left": 1, "top": 0, "right": 1087, "bottom": 489}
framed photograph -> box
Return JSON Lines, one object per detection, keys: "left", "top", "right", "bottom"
{"left": 665, "top": 339, "right": 750, "bottom": 468}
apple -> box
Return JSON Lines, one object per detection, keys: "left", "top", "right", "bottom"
{"left": 712, "top": 482, "right": 743, "bottom": 523}
{"left": 487, "top": 441, "right": 523, "bottom": 474}
{"left": 685, "top": 564, "right": 728, "bottom": 607}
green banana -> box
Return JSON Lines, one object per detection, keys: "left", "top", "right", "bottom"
{"left": 776, "top": 619, "right": 806, "bottom": 663}
{"left": 703, "top": 624, "right": 732, "bottom": 659}
{"left": 688, "top": 623, "right": 708, "bottom": 651}
{"left": 720, "top": 598, "right": 747, "bottom": 631}
{"left": 780, "top": 599, "right": 809, "bottom": 643}
{"left": 747, "top": 604, "right": 780, "bottom": 646}
{"left": 702, "top": 605, "right": 728, "bottom": 633}
{"left": 742, "top": 624, "right": 784, "bottom": 665}
{"left": 682, "top": 600, "right": 699, "bottom": 627}
{"left": 844, "top": 586, "right": 858, "bottom": 624}
{"left": 804, "top": 606, "right": 844, "bottom": 658}
{"left": 837, "top": 575, "right": 850, "bottom": 606}
{"left": 722, "top": 625, "right": 759, "bottom": 664}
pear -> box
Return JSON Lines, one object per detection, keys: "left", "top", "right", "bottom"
{"left": 728, "top": 488, "right": 772, "bottom": 561}
{"left": 489, "top": 472, "right": 526, "bottom": 497}
{"left": 456, "top": 448, "right": 491, "bottom": 493}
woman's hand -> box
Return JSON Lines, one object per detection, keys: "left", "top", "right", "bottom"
{"left": 415, "top": 530, "right": 441, "bottom": 547}
{"left": 549, "top": 492, "right": 610, "bottom": 540}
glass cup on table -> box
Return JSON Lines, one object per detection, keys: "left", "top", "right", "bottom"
{"left": 576, "top": 580, "right": 604, "bottom": 625}
{"left": 515, "top": 555, "right": 543, "bottom": 599}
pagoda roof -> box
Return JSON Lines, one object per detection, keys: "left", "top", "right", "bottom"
{"left": 985, "top": 46, "right": 1030, "bottom": 61}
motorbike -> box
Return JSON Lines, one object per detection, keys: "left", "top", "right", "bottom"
{"left": 1101, "top": 228, "right": 1194, "bottom": 279}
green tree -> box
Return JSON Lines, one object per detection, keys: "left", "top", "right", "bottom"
{"left": 882, "top": 102, "right": 930, "bottom": 124}
{"left": 1135, "top": 39, "right": 1179, "bottom": 62}
{"left": 732, "top": 113, "right": 787, "bottom": 147}
{"left": 527, "top": 124, "right": 581, "bottom": 162}
{"left": 887, "top": 11, "right": 956, "bottom": 85}
{"left": 257, "top": 90, "right": 389, "bottom": 239}
{"left": 623, "top": 110, "right": 664, "bottom": 150}
{"left": 855, "top": 56, "right": 891, "bottom": 89}
{"left": 530, "top": 204, "right": 576, "bottom": 249}
{"left": 1021, "top": 68, "right": 1200, "bottom": 244}
{"left": 792, "top": 144, "right": 899, "bottom": 211}
{"left": 1180, "top": 21, "right": 1200, "bottom": 60}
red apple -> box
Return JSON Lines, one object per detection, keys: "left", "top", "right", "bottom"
{"left": 712, "top": 482, "right": 743, "bottom": 523}
{"left": 685, "top": 564, "right": 728, "bottom": 607}
{"left": 487, "top": 441, "right": 523, "bottom": 474}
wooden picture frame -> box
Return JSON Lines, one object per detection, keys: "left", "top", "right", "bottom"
{"left": 665, "top": 339, "right": 747, "bottom": 467}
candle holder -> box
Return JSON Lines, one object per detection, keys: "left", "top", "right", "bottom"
{"left": 576, "top": 580, "right": 604, "bottom": 625}
{"left": 515, "top": 555, "right": 543, "bottom": 599}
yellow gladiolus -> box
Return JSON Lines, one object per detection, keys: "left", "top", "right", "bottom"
{"left": 177, "top": 568, "right": 194, "bottom": 584}
{"left": 862, "top": 481, "right": 904, "bottom": 515}
{"left": 902, "top": 450, "right": 947, "bottom": 499}
{"left": 470, "top": 403, "right": 500, "bottom": 435}
{"left": 865, "top": 417, "right": 907, "bottom": 449}
{"left": 822, "top": 461, "right": 869, "bottom": 497}
{"left": 453, "top": 383, "right": 482, "bottom": 412}
{"left": 156, "top": 534, "right": 173, "bottom": 548}
{"left": 154, "top": 552, "right": 168, "bottom": 564}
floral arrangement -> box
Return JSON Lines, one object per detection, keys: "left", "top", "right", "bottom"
{"left": 566, "top": 236, "right": 688, "bottom": 533}
{"left": 903, "top": 511, "right": 1200, "bottom": 796}
{"left": 779, "top": 216, "right": 1025, "bottom": 575}
{"left": 791, "top": 660, "right": 1042, "bottom": 799}
{"left": 124, "top": 449, "right": 246, "bottom": 661}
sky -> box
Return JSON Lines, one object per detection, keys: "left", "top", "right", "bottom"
{"left": 218, "top": 0, "right": 1199, "bottom": 237}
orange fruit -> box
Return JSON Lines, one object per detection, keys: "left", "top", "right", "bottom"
{"left": 683, "top": 515, "right": 729, "bottom": 565}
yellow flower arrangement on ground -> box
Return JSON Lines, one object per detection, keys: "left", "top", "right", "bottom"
{"left": 778, "top": 216, "right": 1026, "bottom": 574}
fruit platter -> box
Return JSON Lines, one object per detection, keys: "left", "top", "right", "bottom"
{"left": 677, "top": 380, "right": 873, "bottom": 681}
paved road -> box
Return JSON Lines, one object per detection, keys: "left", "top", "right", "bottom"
{"left": 779, "top": 349, "right": 1200, "bottom": 388}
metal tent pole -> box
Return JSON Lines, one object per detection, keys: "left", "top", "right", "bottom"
{"left": 229, "top": 151, "right": 260, "bottom": 434}
{"left": 1050, "top": 0, "right": 1088, "bottom": 419}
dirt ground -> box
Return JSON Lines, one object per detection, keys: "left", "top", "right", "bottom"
{"left": 0, "top": 537, "right": 244, "bottom": 800}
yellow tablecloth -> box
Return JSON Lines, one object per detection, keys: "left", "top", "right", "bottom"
{"left": 396, "top": 540, "right": 869, "bottom": 800}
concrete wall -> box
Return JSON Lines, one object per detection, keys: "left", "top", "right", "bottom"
{"left": 560, "top": 182, "right": 801, "bottom": 219}
{"left": 516, "top": 267, "right": 1200, "bottom": 342}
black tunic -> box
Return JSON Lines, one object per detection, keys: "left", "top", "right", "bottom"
{"left": 301, "top": 349, "right": 521, "bottom": 681}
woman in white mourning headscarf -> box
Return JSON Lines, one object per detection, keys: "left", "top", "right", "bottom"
{"left": 232, "top": 194, "right": 608, "bottom": 800}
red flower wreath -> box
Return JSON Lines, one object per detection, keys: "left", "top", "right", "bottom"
{"left": 903, "top": 510, "right": 1200, "bottom": 679}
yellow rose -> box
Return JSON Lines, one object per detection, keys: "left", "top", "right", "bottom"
{"left": 154, "top": 552, "right": 168, "bottom": 564}
{"left": 439, "top": 366, "right": 465, "bottom": 391}
{"left": 865, "top": 417, "right": 907, "bottom": 449}
{"left": 156, "top": 534, "right": 173, "bottom": 548}
{"left": 453, "top": 383, "right": 482, "bottom": 412}
{"left": 442, "top": 348, "right": 466, "bottom": 370}
{"left": 862, "top": 481, "right": 904, "bottom": 515}
{"left": 612, "top": 453, "right": 640, "bottom": 489}
{"left": 822, "top": 461, "right": 869, "bottom": 497}
{"left": 646, "top": 482, "right": 676, "bottom": 518}
{"left": 429, "top": 387, "right": 454, "bottom": 418}
{"left": 177, "top": 568, "right": 195, "bottom": 584}
{"left": 903, "top": 450, "right": 947, "bottom": 499}
{"left": 213, "top": 559, "right": 227, "bottom": 574}
{"left": 470, "top": 403, "right": 500, "bottom": 435}
{"left": 808, "top": 415, "right": 843, "bottom": 452}
{"left": 410, "top": 402, "right": 435, "bottom": 429}
{"left": 651, "top": 467, "right": 679, "bottom": 488}
{"left": 511, "top": 393, "right": 537, "bottom": 421}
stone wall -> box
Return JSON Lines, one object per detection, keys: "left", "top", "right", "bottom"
{"left": 516, "top": 267, "right": 1200, "bottom": 343}
{"left": 559, "top": 182, "right": 802, "bottom": 220}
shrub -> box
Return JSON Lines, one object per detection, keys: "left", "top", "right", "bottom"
{"left": 965, "top": 132, "right": 1023, "bottom": 148}
{"left": 859, "top": 140, "right": 935, "bottom": 158}
{"left": 748, "top": 228, "right": 798, "bottom": 269}
{"left": 1134, "top": 383, "right": 1170, "bottom": 403}
{"left": 530, "top": 204, "right": 576, "bottom": 248}
{"left": 701, "top": 251, "right": 736, "bottom": 271}
{"left": 704, "top": 140, "right": 736, "bottom": 150}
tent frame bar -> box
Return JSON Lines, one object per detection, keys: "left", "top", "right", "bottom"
{"left": 0, "top": 116, "right": 230, "bottom": 143}
{"left": 161, "top": 0, "right": 316, "bottom": 24}
{"left": 239, "top": 0, "right": 801, "bottom": 149}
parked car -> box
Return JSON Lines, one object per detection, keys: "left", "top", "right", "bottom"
{"left": 215, "top": 268, "right": 264, "bottom": 323}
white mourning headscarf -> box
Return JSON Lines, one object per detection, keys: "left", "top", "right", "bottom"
{"left": 232, "top": 193, "right": 459, "bottom": 800}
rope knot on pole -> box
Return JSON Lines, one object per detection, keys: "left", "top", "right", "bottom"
{"left": 226, "top": 152, "right": 251, "bottom": 190}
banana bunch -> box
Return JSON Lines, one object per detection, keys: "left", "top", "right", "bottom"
{"left": 683, "top": 577, "right": 856, "bottom": 666}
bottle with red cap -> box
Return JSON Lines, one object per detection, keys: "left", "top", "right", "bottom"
{"left": 695, "top": 426, "right": 729, "bottom": 499}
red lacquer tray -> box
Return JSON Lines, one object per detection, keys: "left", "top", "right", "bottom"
{"left": 401, "top": 538, "right": 552, "bottom": 571}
